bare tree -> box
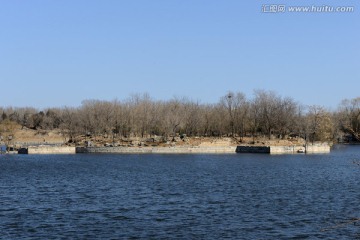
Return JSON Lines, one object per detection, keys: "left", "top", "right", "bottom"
{"left": 253, "top": 90, "right": 281, "bottom": 139}
{"left": 183, "top": 100, "right": 203, "bottom": 136}
{"left": 337, "top": 98, "right": 360, "bottom": 141}
{"left": 60, "top": 107, "right": 80, "bottom": 143}
{"left": 1, "top": 90, "right": 352, "bottom": 144}
{"left": 306, "top": 105, "right": 334, "bottom": 143}
{"left": 129, "top": 93, "right": 156, "bottom": 138}
{"left": 0, "top": 119, "right": 18, "bottom": 146}
{"left": 161, "top": 97, "right": 186, "bottom": 139}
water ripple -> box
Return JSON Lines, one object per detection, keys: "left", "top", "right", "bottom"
{"left": 1, "top": 146, "right": 360, "bottom": 239}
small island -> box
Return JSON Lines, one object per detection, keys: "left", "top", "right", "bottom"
{"left": 1, "top": 91, "right": 358, "bottom": 155}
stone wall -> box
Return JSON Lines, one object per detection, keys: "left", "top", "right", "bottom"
{"left": 237, "top": 145, "right": 329, "bottom": 154}
{"left": 270, "top": 146, "right": 306, "bottom": 154}
{"left": 236, "top": 146, "right": 270, "bottom": 153}
{"left": 76, "top": 146, "right": 237, "bottom": 154}
{"left": 76, "top": 144, "right": 330, "bottom": 154}
{"left": 305, "top": 144, "right": 331, "bottom": 153}
{"left": 26, "top": 146, "right": 76, "bottom": 154}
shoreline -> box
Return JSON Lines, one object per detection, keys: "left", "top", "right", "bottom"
{"left": 76, "top": 146, "right": 237, "bottom": 154}
{"left": 75, "top": 144, "right": 330, "bottom": 154}
{"left": 11, "top": 143, "right": 332, "bottom": 155}
{"left": 15, "top": 144, "right": 330, "bottom": 154}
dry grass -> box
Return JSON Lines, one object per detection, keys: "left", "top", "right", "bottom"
{"left": 6, "top": 127, "right": 306, "bottom": 147}
{"left": 12, "top": 126, "right": 65, "bottom": 144}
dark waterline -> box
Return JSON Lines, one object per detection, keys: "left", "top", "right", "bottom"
{"left": 1, "top": 145, "right": 360, "bottom": 239}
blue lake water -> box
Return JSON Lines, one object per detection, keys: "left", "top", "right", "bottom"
{"left": 1, "top": 145, "right": 360, "bottom": 239}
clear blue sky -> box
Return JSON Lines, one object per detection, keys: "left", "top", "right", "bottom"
{"left": 0, "top": 0, "right": 359, "bottom": 109}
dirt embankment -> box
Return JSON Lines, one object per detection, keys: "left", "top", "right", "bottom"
{"left": 4, "top": 126, "right": 306, "bottom": 147}
{"left": 2, "top": 125, "right": 65, "bottom": 145}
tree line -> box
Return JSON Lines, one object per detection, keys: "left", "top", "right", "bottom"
{"left": 1, "top": 90, "right": 360, "bottom": 143}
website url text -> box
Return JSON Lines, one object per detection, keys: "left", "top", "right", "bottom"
{"left": 262, "top": 5, "right": 355, "bottom": 13}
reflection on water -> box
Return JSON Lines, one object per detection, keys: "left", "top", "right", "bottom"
{"left": 1, "top": 145, "right": 360, "bottom": 239}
